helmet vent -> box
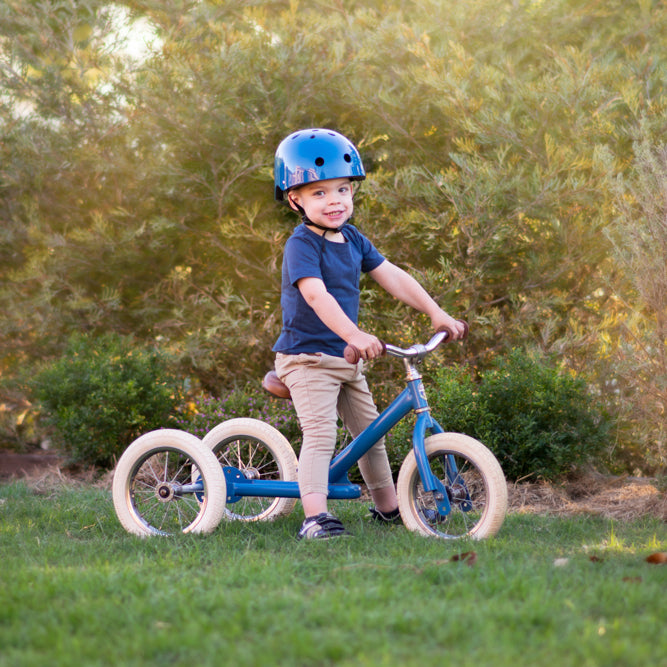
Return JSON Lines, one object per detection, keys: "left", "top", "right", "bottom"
{"left": 315, "top": 157, "right": 325, "bottom": 166}
{"left": 343, "top": 153, "right": 352, "bottom": 163}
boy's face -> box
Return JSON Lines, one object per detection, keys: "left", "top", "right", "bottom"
{"left": 287, "top": 178, "right": 354, "bottom": 230}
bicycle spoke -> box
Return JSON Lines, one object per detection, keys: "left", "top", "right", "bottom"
{"left": 172, "top": 455, "right": 193, "bottom": 484}
{"left": 126, "top": 448, "right": 211, "bottom": 534}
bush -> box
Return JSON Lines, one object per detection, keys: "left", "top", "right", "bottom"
{"left": 181, "top": 350, "right": 612, "bottom": 484}
{"left": 29, "top": 333, "right": 184, "bottom": 468}
{"left": 388, "top": 350, "right": 612, "bottom": 481}
{"left": 179, "top": 385, "right": 303, "bottom": 454}
{"left": 601, "top": 131, "right": 667, "bottom": 474}
{"left": 178, "top": 384, "right": 352, "bottom": 473}
{"left": 476, "top": 351, "right": 612, "bottom": 480}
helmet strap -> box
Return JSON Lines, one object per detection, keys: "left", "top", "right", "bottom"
{"left": 302, "top": 214, "right": 347, "bottom": 235}
{"left": 287, "top": 191, "right": 350, "bottom": 235}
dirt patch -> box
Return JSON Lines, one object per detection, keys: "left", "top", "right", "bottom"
{"left": 0, "top": 451, "right": 112, "bottom": 494}
{"left": 2, "top": 450, "right": 665, "bottom": 521}
{"left": 0, "top": 450, "right": 64, "bottom": 479}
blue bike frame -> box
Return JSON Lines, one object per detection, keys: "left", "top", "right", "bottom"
{"left": 219, "top": 366, "right": 455, "bottom": 517}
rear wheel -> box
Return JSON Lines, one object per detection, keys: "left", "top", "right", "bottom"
{"left": 201, "top": 418, "right": 298, "bottom": 521}
{"left": 112, "top": 429, "right": 226, "bottom": 537}
{"left": 397, "top": 433, "right": 507, "bottom": 539}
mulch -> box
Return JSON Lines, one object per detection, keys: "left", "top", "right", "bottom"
{"left": 508, "top": 472, "right": 667, "bottom": 522}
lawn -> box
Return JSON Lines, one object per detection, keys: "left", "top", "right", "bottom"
{"left": 0, "top": 481, "right": 665, "bottom": 667}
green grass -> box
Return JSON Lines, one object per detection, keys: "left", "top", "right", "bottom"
{"left": 1, "top": 481, "right": 665, "bottom": 667}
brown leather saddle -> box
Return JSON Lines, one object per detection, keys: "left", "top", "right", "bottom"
{"left": 262, "top": 370, "right": 291, "bottom": 399}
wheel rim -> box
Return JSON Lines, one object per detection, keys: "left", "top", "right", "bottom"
{"left": 410, "top": 451, "right": 489, "bottom": 539}
{"left": 213, "top": 436, "right": 284, "bottom": 521}
{"left": 127, "top": 447, "right": 210, "bottom": 535}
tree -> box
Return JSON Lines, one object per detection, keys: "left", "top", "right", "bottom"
{"left": 2, "top": 0, "right": 667, "bottom": 470}
{"left": 600, "top": 126, "right": 667, "bottom": 472}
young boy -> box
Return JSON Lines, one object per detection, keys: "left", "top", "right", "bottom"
{"left": 272, "top": 128, "right": 467, "bottom": 539}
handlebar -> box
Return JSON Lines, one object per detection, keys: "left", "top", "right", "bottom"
{"left": 343, "top": 321, "right": 468, "bottom": 364}
{"left": 344, "top": 330, "right": 452, "bottom": 364}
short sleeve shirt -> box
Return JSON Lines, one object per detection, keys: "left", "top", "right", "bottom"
{"left": 273, "top": 223, "right": 385, "bottom": 357}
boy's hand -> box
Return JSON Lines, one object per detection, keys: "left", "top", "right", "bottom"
{"left": 346, "top": 331, "right": 385, "bottom": 360}
{"left": 431, "top": 312, "right": 468, "bottom": 342}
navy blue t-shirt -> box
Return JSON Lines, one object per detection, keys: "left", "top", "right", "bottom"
{"left": 273, "top": 223, "right": 385, "bottom": 357}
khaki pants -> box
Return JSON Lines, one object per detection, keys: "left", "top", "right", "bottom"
{"left": 275, "top": 352, "right": 394, "bottom": 497}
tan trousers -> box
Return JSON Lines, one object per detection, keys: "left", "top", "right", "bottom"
{"left": 275, "top": 352, "right": 394, "bottom": 497}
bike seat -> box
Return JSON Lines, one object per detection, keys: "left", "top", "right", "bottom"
{"left": 262, "top": 370, "right": 291, "bottom": 399}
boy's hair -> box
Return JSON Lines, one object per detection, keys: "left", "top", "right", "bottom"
{"left": 274, "top": 128, "right": 365, "bottom": 202}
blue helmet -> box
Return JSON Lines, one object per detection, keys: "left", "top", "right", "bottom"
{"left": 274, "top": 128, "right": 366, "bottom": 202}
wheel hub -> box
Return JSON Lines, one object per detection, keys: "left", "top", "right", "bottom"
{"left": 156, "top": 482, "right": 176, "bottom": 502}
{"left": 449, "top": 484, "right": 467, "bottom": 501}
{"left": 243, "top": 467, "right": 261, "bottom": 480}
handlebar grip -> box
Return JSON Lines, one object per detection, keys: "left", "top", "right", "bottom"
{"left": 344, "top": 342, "right": 386, "bottom": 364}
{"left": 344, "top": 345, "right": 361, "bottom": 364}
{"left": 436, "top": 320, "right": 469, "bottom": 340}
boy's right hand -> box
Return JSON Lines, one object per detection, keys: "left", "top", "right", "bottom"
{"left": 346, "top": 331, "right": 384, "bottom": 361}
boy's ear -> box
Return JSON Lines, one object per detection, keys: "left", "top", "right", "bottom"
{"left": 287, "top": 192, "right": 301, "bottom": 212}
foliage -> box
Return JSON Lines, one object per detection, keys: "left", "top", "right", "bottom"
{"left": 474, "top": 350, "right": 612, "bottom": 480}
{"left": 180, "top": 349, "right": 611, "bottom": 483}
{"left": 598, "top": 129, "right": 667, "bottom": 473}
{"left": 28, "top": 333, "right": 183, "bottom": 468}
{"left": 178, "top": 384, "right": 304, "bottom": 454}
{"left": 389, "top": 350, "right": 612, "bottom": 481}
{"left": 178, "top": 384, "right": 353, "bottom": 467}
{"left": 3, "top": 0, "right": 667, "bottom": 471}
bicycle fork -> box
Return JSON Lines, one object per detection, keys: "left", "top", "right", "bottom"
{"left": 407, "top": 362, "right": 472, "bottom": 517}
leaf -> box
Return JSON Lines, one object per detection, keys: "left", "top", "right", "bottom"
{"left": 645, "top": 552, "right": 667, "bottom": 565}
{"left": 450, "top": 551, "right": 477, "bottom": 567}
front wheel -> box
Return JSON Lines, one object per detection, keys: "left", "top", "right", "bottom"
{"left": 112, "top": 429, "right": 226, "bottom": 537}
{"left": 201, "top": 418, "right": 298, "bottom": 521}
{"left": 397, "top": 433, "right": 507, "bottom": 540}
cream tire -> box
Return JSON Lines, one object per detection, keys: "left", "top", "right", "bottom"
{"left": 113, "top": 429, "right": 226, "bottom": 536}
{"left": 397, "top": 433, "right": 507, "bottom": 539}
{"left": 201, "top": 418, "right": 298, "bottom": 521}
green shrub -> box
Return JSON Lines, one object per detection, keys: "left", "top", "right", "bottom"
{"left": 388, "top": 350, "right": 612, "bottom": 481}
{"left": 385, "top": 366, "right": 478, "bottom": 478}
{"left": 476, "top": 350, "right": 612, "bottom": 480}
{"left": 178, "top": 385, "right": 303, "bottom": 454}
{"left": 29, "top": 333, "right": 183, "bottom": 468}
{"left": 181, "top": 350, "right": 611, "bottom": 484}
{"left": 179, "top": 385, "right": 350, "bottom": 474}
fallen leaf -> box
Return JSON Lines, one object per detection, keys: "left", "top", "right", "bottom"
{"left": 622, "top": 576, "right": 642, "bottom": 583}
{"left": 451, "top": 551, "right": 477, "bottom": 567}
{"left": 589, "top": 555, "right": 603, "bottom": 563}
{"left": 554, "top": 558, "right": 569, "bottom": 567}
{"left": 645, "top": 552, "right": 667, "bottom": 565}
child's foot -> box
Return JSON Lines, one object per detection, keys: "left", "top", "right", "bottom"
{"left": 297, "top": 512, "right": 350, "bottom": 540}
{"left": 369, "top": 506, "right": 402, "bottom": 525}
